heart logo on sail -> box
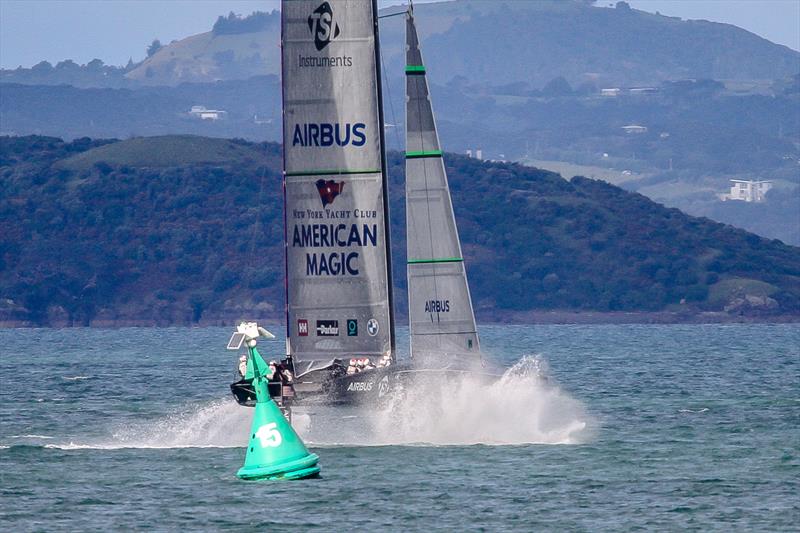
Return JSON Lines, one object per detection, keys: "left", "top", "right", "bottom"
{"left": 315, "top": 179, "right": 345, "bottom": 207}
{"left": 308, "top": 2, "right": 341, "bottom": 51}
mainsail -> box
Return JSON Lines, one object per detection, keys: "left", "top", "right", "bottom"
{"left": 405, "top": 12, "right": 480, "bottom": 361}
{"left": 282, "top": 0, "right": 395, "bottom": 363}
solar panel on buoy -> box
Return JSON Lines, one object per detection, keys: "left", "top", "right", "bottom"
{"left": 227, "top": 332, "right": 246, "bottom": 351}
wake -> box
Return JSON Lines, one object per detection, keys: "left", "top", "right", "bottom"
{"left": 26, "top": 355, "right": 591, "bottom": 450}
{"left": 40, "top": 400, "right": 252, "bottom": 450}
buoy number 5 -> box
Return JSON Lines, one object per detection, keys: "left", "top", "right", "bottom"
{"left": 255, "top": 422, "right": 283, "bottom": 448}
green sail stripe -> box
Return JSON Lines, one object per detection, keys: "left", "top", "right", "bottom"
{"left": 405, "top": 65, "right": 426, "bottom": 74}
{"left": 405, "top": 150, "right": 443, "bottom": 159}
{"left": 407, "top": 257, "right": 463, "bottom": 264}
{"left": 285, "top": 169, "right": 380, "bottom": 177}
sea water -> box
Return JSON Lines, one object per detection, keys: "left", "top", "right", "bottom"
{"left": 0, "top": 325, "right": 797, "bottom": 530}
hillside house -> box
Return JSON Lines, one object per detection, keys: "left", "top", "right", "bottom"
{"left": 719, "top": 179, "right": 772, "bottom": 202}
{"left": 189, "top": 105, "right": 227, "bottom": 121}
{"left": 622, "top": 124, "right": 647, "bottom": 134}
{"left": 629, "top": 87, "right": 659, "bottom": 95}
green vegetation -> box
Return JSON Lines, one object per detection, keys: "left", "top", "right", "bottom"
{"left": 212, "top": 11, "right": 275, "bottom": 35}
{"left": 60, "top": 135, "right": 259, "bottom": 170}
{"left": 1, "top": 135, "right": 798, "bottom": 326}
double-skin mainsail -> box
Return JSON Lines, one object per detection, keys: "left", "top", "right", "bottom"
{"left": 281, "top": 0, "right": 395, "bottom": 372}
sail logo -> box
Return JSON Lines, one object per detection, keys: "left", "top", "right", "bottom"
{"left": 367, "top": 318, "right": 379, "bottom": 336}
{"left": 297, "top": 319, "right": 309, "bottom": 336}
{"left": 347, "top": 381, "right": 374, "bottom": 392}
{"left": 293, "top": 223, "right": 378, "bottom": 276}
{"left": 425, "top": 300, "right": 450, "bottom": 313}
{"left": 292, "top": 123, "right": 366, "bottom": 148}
{"left": 308, "top": 1, "right": 340, "bottom": 51}
{"left": 316, "top": 179, "right": 344, "bottom": 207}
{"left": 316, "top": 320, "right": 339, "bottom": 336}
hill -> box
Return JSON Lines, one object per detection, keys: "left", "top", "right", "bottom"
{"left": 59, "top": 135, "right": 258, "bottom": 170}
{"left": 125, "top": 11, "right": 281, "bottom": 86}
{"left": 393, "top": 0, "right": 799, "bottom": 87}
{"left": 0, "top": 77, "right": 282, "bottom": 141}
{"left": 4, "top": 74, "right": 797, "bottom": 246}
{"left": 1, "top": 135, "right": 798, "bottom": 326}
{"left": 7, "top": 2, "right": 792, "bottom": 89}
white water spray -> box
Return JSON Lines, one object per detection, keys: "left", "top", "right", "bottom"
{"left": 300, "top": 355, "right": 591, "bottom": 446}
{"left": 47, "top": 400, "right": 251, "bottom": 450}
{"left": 372, "top": 355, "right": 589, "bottom": 445}
{"left": 41, "top": 355, "right": 590, "bottom": 449}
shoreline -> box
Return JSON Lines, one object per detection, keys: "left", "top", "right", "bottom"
{"left": 2, "top": 310, "right": 798, "bottom": 328}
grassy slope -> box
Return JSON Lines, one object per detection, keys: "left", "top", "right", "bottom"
{"left": 59, "top": 135, "right": 259, "bottom": 170}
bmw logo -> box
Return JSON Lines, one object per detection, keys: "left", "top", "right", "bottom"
{"left": 367, "top": 318, "right": 379, "bottom": 336}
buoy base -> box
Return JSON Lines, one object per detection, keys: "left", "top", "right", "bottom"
{"left": 237, "top": 452, "right": 320, "bottom": 481}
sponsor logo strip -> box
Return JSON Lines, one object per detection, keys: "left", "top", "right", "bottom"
{"left": 407, "top": 257, "right": 464, "bottom": 264}
{"left": 298, "top": 319, "right": 309, "bottom": 336}
{"left": 308, "top": 1, "right": 340, "bottom": 51}
{"left": 285, "top": 169, "right": 381, "bottom": 177}
{"left": 405, "top": 65, "right": 426, "bottom": 74}
{"left": 316, "top": 320, "right": 339, "bottom": 336}
{"left": 405, "top": 150, "right": 443, "bottom": 159}
{"left": 292, "top": 122, "right": 366, "bottom": 147}
{"left": 367, "top": 318, "right": 379, "bottom": 336}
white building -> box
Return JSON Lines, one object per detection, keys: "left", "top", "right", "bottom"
{"left": 621, "top": 124, "right": 648, "bottom": 134}
{"left": 720, "top": 179, "right": 773, "bottom": 202}
{"left": 189, "top": 105, "right": 227, "bottom": 121}
{"left": 629, "top": 87, "right": 658, "bottom": 95}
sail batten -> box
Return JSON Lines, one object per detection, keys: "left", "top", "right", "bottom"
{"left": 407, "top": 258, "right": 463, "bottom": 264}
{"left": 405, "top": 12, "right": 480, "bottom": 362}
{"left": 405, "top": 150, "right": 443, "bottom": 158}
{"left": 286, "top": 169, "right": 381, "bottom": 177}
{"left": 282, "top": 0, "right": 394, "bottom": 361}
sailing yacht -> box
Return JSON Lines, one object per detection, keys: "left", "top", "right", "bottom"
{"left": 231, "top": 0, "right": 491, "bottom": 408}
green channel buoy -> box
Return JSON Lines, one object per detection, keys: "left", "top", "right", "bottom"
{"left": 231, "top": 325, "right": 320, "bottom": 481}
{"left": 237, "top": 397, "right": 320, "bottom": 481}
{"left": 236, "top": 383, "right": 319, "bottom": 481}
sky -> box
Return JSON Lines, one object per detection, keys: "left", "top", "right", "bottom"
{"left": 0, "top": 0, "right": 798, "bottom": 69}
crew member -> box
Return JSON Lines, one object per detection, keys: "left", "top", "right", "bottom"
{"left": 268, "top": 360, "right": 280, "bottom": 382}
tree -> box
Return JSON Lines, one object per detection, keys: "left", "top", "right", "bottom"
{"left": 542, "top": 76, "right": 573, "bottom": 97}
{"left": 55, "top": 59, "right": 79, "bottom": 70}
{"left": 31, "top": 60, "right": 53, "bottom": 71}
{"left": 147, "top": 39, "right": 162, "bottom": 58}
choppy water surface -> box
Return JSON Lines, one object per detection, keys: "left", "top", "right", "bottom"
{"left": 1, "top": 325, "right": 797, "bottom": 530}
